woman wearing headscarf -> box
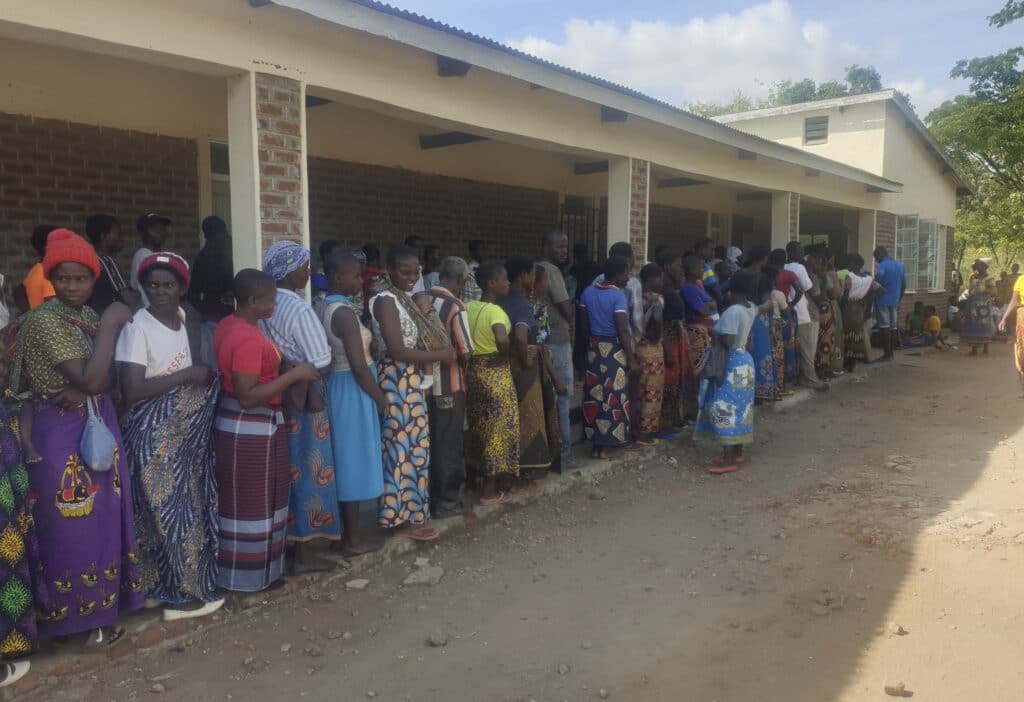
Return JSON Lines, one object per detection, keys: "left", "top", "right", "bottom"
{"left": 117, "top": 252, "right": 222, "bottom": 621}
{"left": 258, "top": 241, "right": 338, "bottom": 573}
{"left": 370, "top": 246, "right": 454, "bottom": 541}
{"left": 839, "top": 254, "right": 881, "bottom": 373}
{"left": 9, "top": 229, "right": 143, "bottom": 648}
{"left": 963, "top": 259, "right": 998, "bottom": 355}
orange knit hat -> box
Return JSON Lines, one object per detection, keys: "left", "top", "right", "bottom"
{"left": 42, "top": 228, "right": 100, "bottom": 280}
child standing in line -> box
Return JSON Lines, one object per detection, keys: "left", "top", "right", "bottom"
{"left": 694, "top": 270, "right": 759, "bottom": 475}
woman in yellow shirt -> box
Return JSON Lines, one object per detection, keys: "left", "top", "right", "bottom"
{"left": 998, "top": 274, "right": 1024, "bottom": 394}
{"left": 465, "top": 262, "right": 520, "bottom": 506}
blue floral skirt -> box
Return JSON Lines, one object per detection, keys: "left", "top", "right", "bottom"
{"left": 694, "top": 348, "right": 755, "bottom": 446}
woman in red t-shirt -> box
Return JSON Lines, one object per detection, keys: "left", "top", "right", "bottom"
{"left": 212, "top": 269, "right": 318, "bottom": 593}
{"left": 770, "top": 248, "right": 804, "bottom": 385}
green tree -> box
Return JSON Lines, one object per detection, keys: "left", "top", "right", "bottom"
{"left": 927, "top": 2, "right": 1024, "bottom": 267}
{"left": 989, "top": 0, "right": 1024, "bottom": 27}
{"left": 844, "top": 64, "right": 883, "bottom": 94}
{"left": 689, "top": 64, "right": 895, "bottom": 115}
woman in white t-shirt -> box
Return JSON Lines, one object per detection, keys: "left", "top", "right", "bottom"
{"left": 114, "top": 252, "right": 223, "bottom": 622}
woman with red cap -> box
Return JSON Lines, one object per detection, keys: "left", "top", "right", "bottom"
{"left": 116, "top": 253, "right": 223, "bottom": 621}
{"left": 9, "top": 229, "right": 143, "bottom": 649}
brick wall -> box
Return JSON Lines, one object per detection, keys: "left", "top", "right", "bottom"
{"left": 307, "top": 157, "right": 559, "bottom": 263}
{"left": 256, "top": 73, "right": 304, "bottom": 252}
{"left": 875, "top": 211, "right": 896, "bottom": 254}
{"left": 628, "top": 159, "right": 649, "bottom": 262}
{"left": 647, "top": 204, "right": 708, "bottom": 258}
{"left": 0, "top": 112, "right": 199, "bottom": 287}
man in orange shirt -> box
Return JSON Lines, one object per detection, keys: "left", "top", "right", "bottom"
{"left": 22, "top": 225, "right": 57, "bottom": 309}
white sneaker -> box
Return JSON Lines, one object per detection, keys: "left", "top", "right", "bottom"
{"left": 163, "top": 598, "right": 225, "bottom": 622}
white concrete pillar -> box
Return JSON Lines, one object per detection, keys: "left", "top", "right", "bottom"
{"left": 770, "top": 191, "right": 798, "bottom": 250}
{"left": 227, "top": 71, "right": 263, "bottom": 272}
{"left": 607, "top": 157, "right": 632, "bottom": 252}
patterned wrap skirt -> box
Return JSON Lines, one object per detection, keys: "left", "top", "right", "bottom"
{"left": 660, "top": 321, "right": 691, "bottom": 430}
{"left": 961, "top": 294, "right": 995, "bottom": 347}
{"left": 842, "top": 299, "right": 868, "bottom": 362}
{"left": 30, "top": 395, "right": 145, "bottom": 636}
{"left": 1016, "top": 314, "right": 1024, "bottom": 386}
{"left": 685, "top": 320, "right": 714, "bottom": 416}
{"left": 214, "top": 398, "right": 289, "bottom": 593}
{"left": 466, "top": 354, "right": 520, "bottom": 478}
{"left": 815, "top": 300, "right": 837, "bottom": 378}
{"left": 771, "top": 316, "right": 786, "bottom": 396}
{"left": 694, "top": 348, "right": 755, "bottom": 447}
{"left": 830, "top": 300, "right": 845, "bottom": 370}
{"left": 637, "top": 339, "right": 665, "bottom": 434}
{"left": 781, "top": 308, "right": 800, "bottom": 384}
{"left": 752, "top": 310, "right": 782, "bottom": 401}
{"left": 284, "top": 379, "right": 341, "bottom": 543}
{"left": 582, "top": 335, "right": 632, "bottom": 447}
{"left": 512, "top": 347, "right": 552, "bottom": 471}
{"left": 0, "top": 402, "right": 50, "bottom": 657}
{"left": 122, "top": 377, "right": 220, "bottom": 604}
{"left": 377, "top": 357, "right": 431, "bottom": 528}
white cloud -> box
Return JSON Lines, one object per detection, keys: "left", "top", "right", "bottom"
{"left": 889, "top": 79, "right": 948, "bottom": 115}
{"left": 508, "top": 0, "right": 910, "bottom": 109}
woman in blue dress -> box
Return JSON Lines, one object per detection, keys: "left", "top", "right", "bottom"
{"left": 694, "top": 270, "right": 759, "bottom": 474}
{"left": 321, "top": 253, "right": 387, "bottom": 556}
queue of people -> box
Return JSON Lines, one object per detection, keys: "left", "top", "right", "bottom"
{"left": 0, "top": 218, "right": 917, "bottom": 687}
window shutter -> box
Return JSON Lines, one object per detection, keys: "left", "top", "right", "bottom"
{"left": 804, "top": 116, "right": 829, "bottom": 145}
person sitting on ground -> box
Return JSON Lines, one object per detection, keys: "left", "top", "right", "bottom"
{"left": 923, "top": 306, "right": 947, "bottom": 348}
{"left": 694, "top": 269, "right": 759, "bottom": 475}
{"left": 905, "top": 301, "right": 926, "bottom": 336}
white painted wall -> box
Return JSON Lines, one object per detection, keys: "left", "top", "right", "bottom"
{"left": 724, "top": 101, "right": 887, "bottom": 176}
{"left": 878, "top": 103, "right": 957, "bottom": 225}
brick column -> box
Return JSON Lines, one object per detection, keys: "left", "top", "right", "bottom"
{"left": 227, "top": 71, "right": 309, "bottom": 271}
{"left": 256, "top": 74, "right": 305, "bottom": 251}
{"left": 628, "top": 159, "right": 650, "bottom": 263}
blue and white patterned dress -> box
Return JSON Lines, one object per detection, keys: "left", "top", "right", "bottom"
{"left": 694, "top": 302, "right": 757, "bottom": 446}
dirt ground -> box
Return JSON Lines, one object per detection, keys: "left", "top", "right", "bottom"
{"left": 50, "top": 347, "right": 1024, "bottom": 702}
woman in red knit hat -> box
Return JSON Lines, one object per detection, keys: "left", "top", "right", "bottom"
{"left": 9, "top": 228, "right": 144, "bottom": 650}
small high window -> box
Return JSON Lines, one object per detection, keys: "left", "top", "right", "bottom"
{"left": 804, "top": 116, "right": 829, "bottom": 145}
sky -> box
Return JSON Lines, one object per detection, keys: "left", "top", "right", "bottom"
{"left": 388, "top": 0, "right": 1021, "bottom": 116}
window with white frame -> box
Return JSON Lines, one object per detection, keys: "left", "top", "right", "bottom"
{"left": 896, "top": 215, "right": 941, "bottom": 292}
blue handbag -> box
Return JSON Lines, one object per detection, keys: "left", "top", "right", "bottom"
{"left": 80, "top": 396, "right": 116, "bottom": 472}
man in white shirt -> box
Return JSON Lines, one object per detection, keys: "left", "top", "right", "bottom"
{"left": 131, "top": 213, "right": 170, "bottom": 308}
{"left": 785, "top": 241, "right": 825, "bottom": 390}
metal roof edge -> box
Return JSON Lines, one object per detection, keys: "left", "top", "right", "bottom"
{"left": 255, "top": 0, "right": 904, "bottom": 193}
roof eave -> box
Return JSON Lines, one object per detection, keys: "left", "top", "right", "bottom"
{"left": 253, "top": 0, "right": 903, "bottom": 193}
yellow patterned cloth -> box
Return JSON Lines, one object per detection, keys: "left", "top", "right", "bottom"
{"left": 466, "top": 354, "right": 520, "bottom": 478}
